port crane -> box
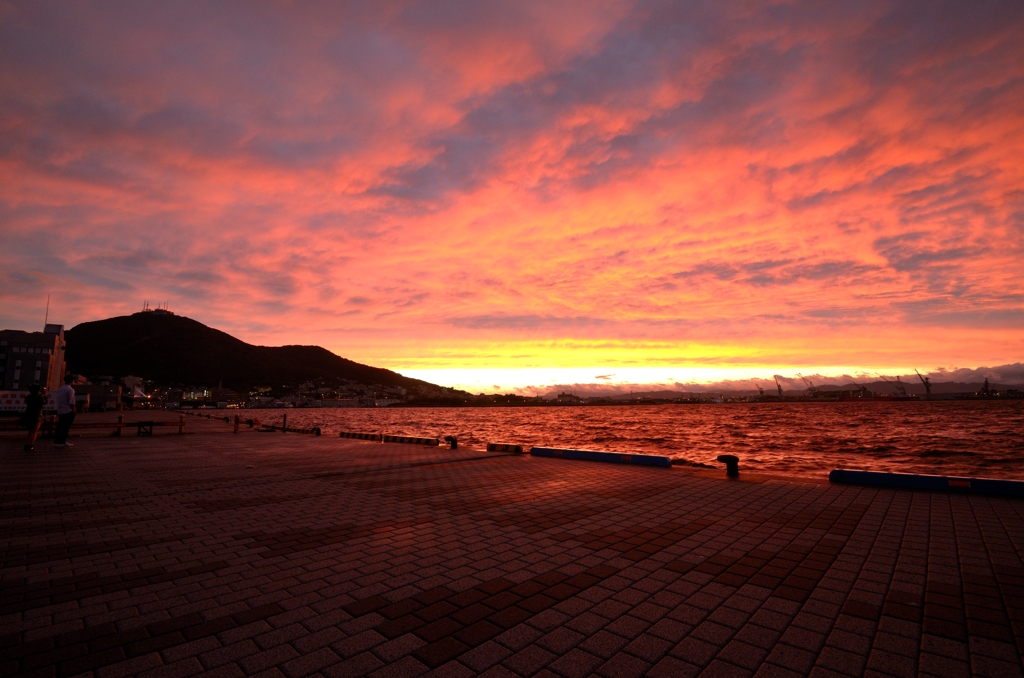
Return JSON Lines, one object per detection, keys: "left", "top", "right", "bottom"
{"left": 751, "top": 381, "right": 764, "bottom": 397}
{"left": 796, "top": 373, "right": 818, "bottom": 396}
{"left": 914, "top": 369, "right": 932, "bottom": 396}
{"left": 876, "top": 373, "right": 908, "bottom": 397}
{"left": 895, "top": 376, "right": 908, "bottom": 396}
{"left": 773, "top": 375, "right": 784, "bottom": 397}
{"left": 850, "top": 379, "right": 868, "bottom": 396}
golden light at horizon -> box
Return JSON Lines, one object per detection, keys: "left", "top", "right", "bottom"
{"left": 398, "top": 366, "right": 936, "bottom": 395}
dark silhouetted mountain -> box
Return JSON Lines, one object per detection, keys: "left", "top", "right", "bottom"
{"left": 64, "top": 312, "right": 436, "bottom": 391}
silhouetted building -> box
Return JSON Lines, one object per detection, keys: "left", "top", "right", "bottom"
{"left": 210, "top": 388, "right": 242, "bottom": 406}
{"left": 78, "top": 383, "right": 123, "bottom": 411}
{"left": 0, "top": 324, "right": 66, "bottom": 391}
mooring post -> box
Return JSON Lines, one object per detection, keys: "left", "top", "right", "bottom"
{"left": 717, "top": 454, "right": 739, "bottom": 478}
{"left": 178, "top": 413, "right": 185, "bottom": 434}
{"left": 234, "top": 415, "right": 240, "bottom": 434}
{"left": 114, "top": 414, "right": 123, "bottom": 437}
{"left": 283, "top": 413, "right": 287, "bottom": 433}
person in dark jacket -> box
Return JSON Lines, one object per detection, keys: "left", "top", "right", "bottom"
{"left": 23, "top": 384, "right": 46, "bottom": 451}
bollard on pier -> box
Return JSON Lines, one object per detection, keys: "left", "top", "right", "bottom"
{"left": 717, "top": 454, "right": 739, "bottom": 477}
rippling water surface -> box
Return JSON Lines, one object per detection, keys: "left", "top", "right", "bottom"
{"left": 273, "top": 401, "right": 1023, "bottom": 480}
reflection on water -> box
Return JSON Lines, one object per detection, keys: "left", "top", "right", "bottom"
{"left": 272, "top": 401, "right": 1023, "bottom": 479}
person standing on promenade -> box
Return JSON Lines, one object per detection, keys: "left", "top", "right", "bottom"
{"left": 54, "top": 374, "right": 76, "bottom": 447}
{"left": 22, "top": 384, "right": 46, "bottom": 451}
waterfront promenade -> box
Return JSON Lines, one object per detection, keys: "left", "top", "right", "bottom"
{"left": 1, "top": 417, "right": 1022, "bottom": 677}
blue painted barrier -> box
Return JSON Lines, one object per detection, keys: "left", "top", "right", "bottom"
{"left": 829, "top": 469, "right": 1024, "bottom": 498}
{"left": 530, "top": 447, "right": 672, "bottom": 468}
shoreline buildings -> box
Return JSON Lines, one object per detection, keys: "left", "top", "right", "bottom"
{"left": 0, "top": 324, "right": 66, "bottom": 392}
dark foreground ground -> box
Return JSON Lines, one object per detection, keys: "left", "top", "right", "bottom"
{"left": 1, "top": 417, "right": 1022, "bottom": 678}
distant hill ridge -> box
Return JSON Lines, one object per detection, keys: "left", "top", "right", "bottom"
{"left": 588, "top": 382, "right": 1019, "bottom": 400}
{"left": 64, "top": 312, "right": 434, "bottom": 391}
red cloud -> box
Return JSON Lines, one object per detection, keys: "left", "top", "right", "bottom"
{"left": 1, "top": 1, "right": 1022, "bottom": 376}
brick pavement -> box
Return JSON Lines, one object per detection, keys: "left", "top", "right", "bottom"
{"left": 1, "top": 425, "right": 1022, "bottom": 677}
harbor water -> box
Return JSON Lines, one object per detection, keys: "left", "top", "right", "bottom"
{"left": 265, "top": 400, "right": 1023, "bottom": 480}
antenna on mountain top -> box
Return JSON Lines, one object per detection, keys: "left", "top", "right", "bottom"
{"left": 44, "top": 294, "right": 50, "bottom": 327}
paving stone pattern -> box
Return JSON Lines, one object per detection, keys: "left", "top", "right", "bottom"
{"left": 1, "top": 426, "right": 1023, "bottom": 677}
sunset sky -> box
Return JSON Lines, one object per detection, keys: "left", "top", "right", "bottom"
{"left": 2, "top": 1, "right": 1023, "bottom": 393}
